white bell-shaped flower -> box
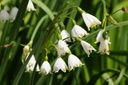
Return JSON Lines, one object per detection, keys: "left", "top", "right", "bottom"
{"left": 95, "top": 29, "right": 105, "bottom": 43}
{"left": 95, "top": 29, "right": 111, "bottom": 55}
{"left": 41, "top": 61, "right": 51, "bottom": 75}
{"left": 57, "top": 40, "right": 71, "bottom": 56}
{"left": 23, "top": 45, "right": 30, "bottom": 55}
{"left": 60, "top": 30, "right": 71, "bottom": 42}
{"left": 98, "top": 39, "right": 111, "bottom": 55}
{"left": 53, "top": 57, "right": 68, "bottom": 73}
{"left": 27, "top": 0, "right": 35, "bottom": 11}
{"left": 9, "top": 7, "right": 18, "bottom": 22}
{"left": 68, "top": 54, "right": 83, "bottom": 71}
{"left": 82, "top": 13, "right": 101, "bottom": 30}
{"left": 81, "top": 40, "right": 96, "bottom": 57}
{"left": 25, "top": 54, "right": 40, "bottom": 72}
{"left": 72, "top": 25, "right": 88, "bottom": 38}
{"left": 0, "top": 9, "right": 9, "bottom": 23}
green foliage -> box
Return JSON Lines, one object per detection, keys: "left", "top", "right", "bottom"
{"left": 0, "top": 0, "right": 128, "bottom": 85}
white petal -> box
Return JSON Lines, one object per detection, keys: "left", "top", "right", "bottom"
{"left": 41, "top": 61, "right": 51, "bottom": 75}
{"left": 53, "top": 57, "right": 68, "bottom": 73}
{"left": 81, "top": 40, "right": 96, "bottom": 57}
{"left": 0, "top": 10, "right": 9, "bottom": 23}
{"left": 95, "top": 29, "right": 105, "bottom": 43}
{"left": 98, "top": 39, "right": 110, "bottom": 55}
{"left": 27, "top": 0, "right": 35, "bottom": 11}
{"left": 71, "top": 25, "right": 88, "bottom": 38}
{"left": 9, "top": 7, "right": 18, "bottom": 22}
{"left": 57, "top": 40, "right": 71, "bottom": 56}
{"left": 87, "top": 13, "right": 101, "bottom": 25}
{"left": 68, "top": 54, "right": 83, "bottom": 71}
{"left": 23, "top": 45, "right": 30, "bottom": 55}
{"left": 82, "top": 13, "right": 101, "bottom": 30}
{"left": 25, "top": 54, "right": 40, "bottom": 72}
{"left": 60, "top": 30, "right": 71, "bottom": 42}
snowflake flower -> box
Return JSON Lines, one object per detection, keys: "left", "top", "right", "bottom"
{"left": 81, "top": 40, "right": 96, "bottom": 57}
{"left": 53, "top": 57, "right": 68, "bottom": 73}
{"left": 57, "top": 40, "right": 71, "bottom": 56}
{"left": 25, "top": 54, "right": 40, "bottom": 72}
{"left": 41, "top": 61, "right": 51, "bottom": 75}
{"left": 68, "top": 54, "right": 83, "bottom": 71}
{"left": 82, "top": 12, "right": 101, "bottom": 30}
{"left": 98, "top": 38, "right": 111, "bottom": 55}
{"left": 0, "top": 9, "right": 9, "bottom": 23}
{"left": 72, "top": 25, "right": 88, "bottom": 38}
{"left": 60, "top": 30, "right": 71, "bottom": 42}
{"left": 27, "top": 0, "right": 35, "bottom": 11}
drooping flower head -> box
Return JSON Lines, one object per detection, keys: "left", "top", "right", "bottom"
{"left": 81, "top": 40, "right": 96, "bottom": 57}
{"left": 27, "top": 0, "right": 35, "bottom": 11}
{"left": 60, "top": 30, "right": 71, "bottom": 42}
{"left": 68, "top": 54, "right": 83, "bottom": 71}
{"left": 71, "top": 25, "right": 88, "bottom": 38}
{"left": 25, "top": 54, "right": 40, "bottom": 72}
{"left": 53, "top": 57, "right": 68, "bottom": 73}
{"left": 57, "top": 40, "right": 71, "bottom": 56}
{"left": 0, "top": 9, "right": 9, "bottom": 23}
{"left": 41, "top": 61, "right": 51, "bottom": 75}
{"left": 95, "top": 29, "right": 111, "bottom": 55}
{"left": 23, "top": 45, "right": 30, "bottom": 55}
{"left": 98, "top": 39, "right": 111, "bottom": 55}
{"left": 9, "top": 7, "right": 18, "bottom": 22}
{"left": 82, "top": 12, "right": 101, "bottom": 30}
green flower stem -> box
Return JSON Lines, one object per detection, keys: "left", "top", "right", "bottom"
{"left": 115, "top": 67, "right": 126, "bottom": 85}
{"left": 107, "top": 55, "right": 128, "bottom": 67}
{"left": 0, "top": 22, "right": 10, "bottom": 45}
{"left": 101, "top": 0, "right": 107, "bottom": 29}
{"left": 61, "top": 16, "right": 76, "bottom": 25}
{"left": 32, "top": 0, "right": 54, "bottom": 20}
{"left": 87, "top": 69, "right": 128, "bottom": 85}
{"left": 102, "top": 73, "right": 114, "bottom": 85}
{"left": 30, "top": 15, "right": 48, "bottom": 41}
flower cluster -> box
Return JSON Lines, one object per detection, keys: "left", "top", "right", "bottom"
{"left": 39, "top": 12, "right": 101, "bottom": 74}
{"left": 39, "top": 39, "right": 83, "bottom": 74}
{"left": 22, "top": 7, "right": 111, "bottom": 75}
{"left": 40, "top": 54, "right": 83, "bottom": 75}
{"left": 0, "top": 7, "right": 18, "bottom": 23}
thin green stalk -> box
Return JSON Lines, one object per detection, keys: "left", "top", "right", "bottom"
{"left": 0, "top": 22, "right": 9, "bottom": 45}
{"left": 107, "top": 55, "right": 128, "bottom": 67}
{"left": 72, "top": 70, "right": 80, "bottom": 85}
{"left": 101, "top": 0, "right": 107, "bottom": 29}
{"left": 102, "top": 73, "right": 114, "bottom": 85}
{"left": 87, "top": 69, "right": 128, "bottom": 85}
{"left": 32, "top": 0, "right": 54, "bottom": 20}
{"left": 48, "top": 75, "right": 53, "bottom": 85}
{"left": 30, "top": 15, "right": 48, "bottom": 41}
{"left": 115, "top": 67, "right": 126, "bottom": 85}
